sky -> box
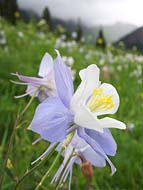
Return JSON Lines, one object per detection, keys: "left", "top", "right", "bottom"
{"left": 18, "top": 0, "right": 143, "bottom": 26}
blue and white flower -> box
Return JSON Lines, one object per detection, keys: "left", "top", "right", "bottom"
{"left": 29, "top": 50, "right": 126, "bottom": 175}
{"left": 12, "top": 53, "right": 56, "bottom": 101}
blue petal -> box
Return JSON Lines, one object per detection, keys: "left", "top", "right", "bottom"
{"left": 85, "top": 128, "right": 117, "bottom": 156}
{"left": 54, "top": 50, "right": 74, "bottom": 108}
{"left": 82, "top": 146, "right": 106, "bottom": 168}
{"left": 29, "top": 97, "right": 73, "bottom": 142}
{"left": 71, "top": 132, "right": 88, "bottom": 149}
{"left": 71, "top": 132, "right": 106, "bottom": 167}
{"left": 77, "top": 128, "right": 116, "bottom": 175}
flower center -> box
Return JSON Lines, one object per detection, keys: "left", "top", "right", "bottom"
{"left": 87, "top": 87, "right": 114, "bottom": 112}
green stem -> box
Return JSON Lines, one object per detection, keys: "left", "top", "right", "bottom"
{"left": 13, "top": 143, "right": 58, "bottom": 190}
{"left": 20, "top": 94, "right": 35, "bottom": 117}
{"left": 35, "top": 148, "right": 63, "bottom": 190}
{"left": 0, "top": 95, "right": 35, "bottom": 190}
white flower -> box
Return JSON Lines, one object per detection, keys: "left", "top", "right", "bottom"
{"left": 71, "top": 69, "right": 76, "bottom": 80}
{"left": 127, "top": 123, "right": 135, "bottom": 131}
{"left": 70, "top": 65, "right": 126, "bottom": 132}
{"left": 71, "top": 31, "right": 77, "bottom": 39}
{"left": 62, "top": 56, "right": 74, "bottom": 67}
{"left": 17, "top": 31, "right": 24, "bottom": 38}
{"left": 81, "top": 37, "right": 85, "bottom": 43}
{"left": 0, "top": 30, "right": 6, "bottom": 45}
{"left": 79, "top": 47, "right": 84, "bottom": 53}
{"left": 60, "top": 34, "right": 66, "bottom": 40}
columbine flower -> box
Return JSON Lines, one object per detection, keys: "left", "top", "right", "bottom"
{"left": 29, "top": 50, "right": 125, "bottom": 175}
{"left": 30, "top": 51, "right": 125, "bottom": 139}
{"left": 11, "top": 53, "right": 56, "bottom": 101}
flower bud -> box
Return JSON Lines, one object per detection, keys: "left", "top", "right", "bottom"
{"left": 81, "top": 161, "right": 94, "bottom": 182}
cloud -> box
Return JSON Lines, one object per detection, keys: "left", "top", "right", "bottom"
{"left": 18, "top": 0, "right": 143, "bottom": 26}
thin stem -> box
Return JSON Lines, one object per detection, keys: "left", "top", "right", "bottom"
{"left": 0, "top": 95, "right": 35, "bottom": 190}
{"left": 20, "top": 94, "right": 35, "bottom": 117}
{"left": 55, "top": 153, "right": 74, "bottom": 189}
{"left": 13, "top": 143, "right": 58, "bottom": 190}
{"left": 35, "top": 148, "right": 63, "bottom": 190}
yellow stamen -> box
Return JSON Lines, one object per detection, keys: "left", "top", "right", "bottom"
{"left": 87, "top": 87, "right": 114, "bottom": 112}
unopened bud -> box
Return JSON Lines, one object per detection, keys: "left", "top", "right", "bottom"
{"left": 81, "top": 161, "right": 94, "bottom": 182}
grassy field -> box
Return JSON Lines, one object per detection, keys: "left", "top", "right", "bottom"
{"left": 0, "top": 18, "right": 143, "bottom": 190}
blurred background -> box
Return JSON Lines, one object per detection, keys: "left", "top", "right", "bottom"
{"left": 0, "top": 0, "right": 143, "bottom": 189}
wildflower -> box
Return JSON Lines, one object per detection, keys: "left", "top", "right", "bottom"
{"left": 127, "top": 123, "right": 135, "bottom": 131}
{"left": 71, "top": 31, "right": 77, "bottom": 39}
{"left": 71, "top": 69, "right": 76, "bottom": 81}
{"left": 0, "top": 30, "right": 7, "bottom": 46}
{"left": 11, "top": 53, "right": 56, "bottom": 101}
{"left": 55, "top": 38, "right": 76, "bottom": 49}
{"left": 85, "top": 51, "right": 92, "bottom": 60}
{"left": 37, "top": 32, "right": 45, "bottom": 39}
{"left": 79, "top": 47, "right": 84, "bottom": 53}
{"left": 81, "top": 37, "right": 85, "bottom": 43}
{"left": 17, "top": 31, "right": 24, "bottom": 38}
{"left": 30, "top": 50, "right": 125, "bottom": 174}
{"left": 30, "top": 50, "right": 125, "bottom": 138}
{"left": 60, "top": 34, "right": 67, "bottom": 41}
{"left": 62, "top": 56, "right": 74, "bottom": 67}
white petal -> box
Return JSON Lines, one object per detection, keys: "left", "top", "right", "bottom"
{"left": 38, "top": 53, "right": 53, "bottom": 78}
{"left": 99, "top": 117, "right": 126, "bottom": 130}
{"left": 101, "top": 83, "right": 119, "bottom": 114}
{"left": 71, "top": 64, "right": 100, "bottom": 112}
{"left": 74, "top": 105, "right": 103, "bottom": 132}
{"left": 79, "top": 64, "right": 100, "bottom": 87}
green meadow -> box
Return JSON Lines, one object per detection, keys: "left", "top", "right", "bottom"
{"left": 0, "top": 19, "right": 143, "bottom": 190}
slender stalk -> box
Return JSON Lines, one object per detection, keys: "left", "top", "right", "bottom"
{"left": 55, "top": 153, "right": 74, "bottom": 190}
{"left": 0, "top": 95, "right": 35, "bottom": 190}
{"left": 13, "top": 143, "right": 58, "bottom": 190}
{"left": 19, "top": 94, "right": 35, "bottom": 117}
{"left": 35, "top": 148, "right": 63, "bottom": 190}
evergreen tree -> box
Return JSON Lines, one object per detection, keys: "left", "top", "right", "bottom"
{"left": 96, "top": 29, "right": 106, "bottom": 48}
{"left": 0, "top": 0, "right": 19, "bottom": 24}
{"left": 76, "top": 20, "right": 83, "bottom": 42}
{"left": 42, "top": 7, "right": 52, "bottom": 31}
